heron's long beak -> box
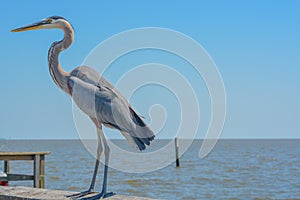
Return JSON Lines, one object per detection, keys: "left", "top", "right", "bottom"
{"left": 11, "top": 20, "right": 48, "bottom": 32}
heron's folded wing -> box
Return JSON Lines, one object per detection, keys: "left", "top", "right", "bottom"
{"left": 68, "top": 74, "right": 155, "bottom": 144}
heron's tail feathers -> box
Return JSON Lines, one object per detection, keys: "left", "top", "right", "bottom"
{"left": 132, "top": 136, "right": 146, "bottom": 151}
{"left": 121, "top": 132, "right": 149, "bottom": 151}
{"left": 129, "top": 107, "right": 155, "bottom": 150}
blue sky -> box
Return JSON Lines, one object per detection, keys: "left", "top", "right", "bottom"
{"left": 1, "top": 1, "right": 299, "bottom": 139}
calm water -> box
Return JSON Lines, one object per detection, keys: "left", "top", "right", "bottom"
{"left": 0, "top": 139, "right": 299, "bottom": 199}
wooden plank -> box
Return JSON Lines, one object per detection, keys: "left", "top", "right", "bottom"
{"left": 0, "top": 152, "right": 50, "bottom": 156}
{"left": 4, "top": 161, "right": 10, "bottom": 173}
{"left": 0, "top": 155, "right": 34, "bottom": 160}
{"left": 0, "top": 186, "right": 156, "bottom": 200}
{"left": 40, "top": 155, "right": 45, "bottom": 188}
{"left": 0, "top": 174, "right": 34, "bottom": 181}
{"left": 33, "top": 155, "right": 40, "bottom": 188}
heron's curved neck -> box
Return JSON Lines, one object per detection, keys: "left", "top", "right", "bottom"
{"left": 48, "top": 23, "right": 74, "bottom": 94}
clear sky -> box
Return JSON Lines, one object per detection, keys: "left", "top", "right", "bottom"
{"left": 1, "top": 1, "right": 299, "bottom": 139}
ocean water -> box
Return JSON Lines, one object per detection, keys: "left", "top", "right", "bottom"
{"left": 0, "top": 139, "right": 299, "bottom": 199}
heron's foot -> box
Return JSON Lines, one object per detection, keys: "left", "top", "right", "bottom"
{"left": 66, "top": 189, "right": 96, "bottom": 199}
{"left": 80, "top": 191, "right": 115, "bottom": 200}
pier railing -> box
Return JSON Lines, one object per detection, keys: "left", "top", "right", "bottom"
{"left": 0, "top": 152, "right": 50, "bottom": 188}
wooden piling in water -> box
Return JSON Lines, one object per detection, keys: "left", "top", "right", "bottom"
{"left": 175, "top": 138, "right": 180, "bottom": 167}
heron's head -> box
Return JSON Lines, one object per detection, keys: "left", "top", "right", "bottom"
{"left": 11, "top": 16, "right": 71, "bottom": 32}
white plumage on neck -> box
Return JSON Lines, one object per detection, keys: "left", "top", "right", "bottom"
{"left": 47, "top": 20, "right": 74, "bottom": 94}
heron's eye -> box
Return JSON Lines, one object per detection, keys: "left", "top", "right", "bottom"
{"left": 47, "top": 19, "right": 52, "bottom": 23}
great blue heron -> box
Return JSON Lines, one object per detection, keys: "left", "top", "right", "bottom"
{"left": 12, "top": 16, "right": 155, "bottom": 200}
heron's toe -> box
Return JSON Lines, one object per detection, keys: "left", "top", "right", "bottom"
{"left": 80, "top": 191, "right": 115, "bottom": 200}
{"left": 65, "top": 190, "right": 95, "bottom": 199}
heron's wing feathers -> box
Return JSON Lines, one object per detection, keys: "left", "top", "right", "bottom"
{"left": 68, "top": 75, "right": 129, "bottom": 127}
{"left": 129, "top": 107, "right": 155, "bottom": 145}
{"left": 70, "top": 66, "right": 115, "bottom": 91}
{"left": 69, "top": 66, "right": 155, "bottom": 149}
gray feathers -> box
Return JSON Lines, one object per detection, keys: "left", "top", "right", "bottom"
{"left": 69, "top": 66, "right": 155, "bottom": 150}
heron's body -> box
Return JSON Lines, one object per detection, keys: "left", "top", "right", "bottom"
{"left": 12, "top": 16, "right": 154, "bottom": 199}
{"left": 68, "top": 66, "right": 154, "bottom": 148}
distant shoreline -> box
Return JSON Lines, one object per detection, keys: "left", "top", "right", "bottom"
{"left": 1, "top": 138, "right": 299, "bottom": 140}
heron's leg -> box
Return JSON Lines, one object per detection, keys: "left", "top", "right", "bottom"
{"left": 66, "top": 128, "right": 103, "bottom": 198}
{"left": 81, "top": 130, "right": 115, "bottom": 200}
{"left": 100, "top": 131, "right": 114, "bottom": 197}
{"left": 88, "top": 128, "right": 103, "bottom": 191}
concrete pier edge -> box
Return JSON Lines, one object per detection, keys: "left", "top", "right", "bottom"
{"left": 0, "top": 186, "right": 156, "bottom": 200}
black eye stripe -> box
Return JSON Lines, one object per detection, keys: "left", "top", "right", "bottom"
{"left": 49, "top": 16, "right": 66, "bottom": 20}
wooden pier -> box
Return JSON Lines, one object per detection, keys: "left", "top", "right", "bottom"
{"left": 0, "top": 152, "right": 50, "bottom": 188}
{"left": 0, "top": 152, "right": 156, "bottom": 199}
{"left": 0, "top": 186, "right": 156, "bottom": 200}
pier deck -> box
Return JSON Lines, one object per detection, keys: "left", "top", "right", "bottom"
{"left": 0, "top": 186, "right": 156, "bottom": 200}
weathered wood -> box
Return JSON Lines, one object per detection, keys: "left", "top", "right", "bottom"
{"left": 0, "top": 152, "right": 51, "bottom": 156}
{"left": 4, "top": 161, "right": 10, "bottom": 173}
{"left": 0, "top": 152, "right": 50, "bottom": 161}
{"left": 0, "top": 174, "right": 34, "bottom": 181}
{"left": 40, "top": 155, "right": 45, "bottom": 188}
{"left": 175, "top": 138, "right": 180, "bottom": 167}
{"left": 0, "top": 155, "right": 34, "bottom": 161}
{"left": 0, "top": 152, "right": 50, "bottom": 188}
{"left": 33, "top": 155, "right": 40, "bottom": 188}
{"left": 0, "top": 186, "right": 156, "bottom": 200}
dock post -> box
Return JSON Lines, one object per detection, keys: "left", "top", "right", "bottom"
{"left": 40, "top": 155, "right": 45, "bottom": 188}
{"left": 33, "top": 155, "right": 40, "bottom": 188}
{"left": 0, "top": 152, "right": 50, "bottom": 188}
{"left": 175, "top": 138, "right": 180, "bottom": 167}
{"left": 4, "top": 161, "right": 10, "bottom": 173}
